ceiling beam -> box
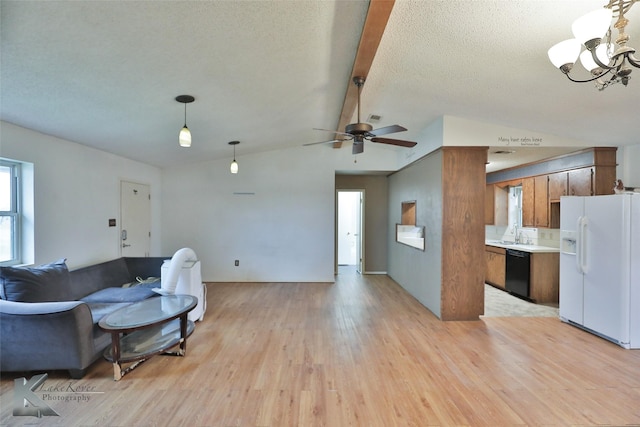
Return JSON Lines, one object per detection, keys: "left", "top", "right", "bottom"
{"left": 334, "top": 0, "right": 395, "bottom": 148}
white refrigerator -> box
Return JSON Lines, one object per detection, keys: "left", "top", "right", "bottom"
{"left": 559, "top": 193, "right": 640, "bottom": 349}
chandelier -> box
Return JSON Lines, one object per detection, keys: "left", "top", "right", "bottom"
{"left": 547, "top": 0, "right": 639, "bottom": 90}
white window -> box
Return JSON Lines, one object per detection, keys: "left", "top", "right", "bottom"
{"left": 0, "top": 159, "right": 21, "bottom": 265}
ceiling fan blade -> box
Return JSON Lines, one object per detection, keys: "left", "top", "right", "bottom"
{"left": 368, "top": 124, "right": 407, "bottom": 137}
{"left": 303, "top": 139, "right": 341, "bottom": 146}
{"left": 313, "top": 128, "right": 354, "bottom": 137}
{"left": 370, "top": 137, "right": 417, "bottom": 148}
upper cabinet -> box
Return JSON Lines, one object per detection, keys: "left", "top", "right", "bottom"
{"left": 485, "top": 184, "right": 495, "bottom": 225}
{"left": 486, "top": 147, "right": 617, "bottom": 229}
{"left": 549, "top": 167, "right": 593, "bottom": 199}
{"left": 485, "top": 183, "right": 508, "bottom": 226}
{"left": 548, "top": 171, "right": 568, "bottom": 201}
{"left": 568, "top": 168, "right": 593, "bottom": 196}
{"left": 533, "top": 175, "right": 549, "bottom": 227}
{"left": 521, "top": 175, "right": 550, "bottom": 228}
{"left": 522, "top": 178, "right": 535, "bottom": 227}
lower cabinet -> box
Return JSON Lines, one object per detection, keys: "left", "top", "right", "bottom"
{"left": 529, "top": 252, "right": 559, "bottom": 304}
{"left": 485, "top": 246, "right": 559, "bottom": 304}
{"left": 485, "top": 246, "right": 506, "bottom": 289}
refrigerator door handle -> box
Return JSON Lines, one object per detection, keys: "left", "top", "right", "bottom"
{"left": 575, "top": 217, "right": 582, "bottom": 273}
{"left": 578, "top": 216, "right": 589, "bottom": 274}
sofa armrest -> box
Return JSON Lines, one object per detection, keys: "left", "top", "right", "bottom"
{"left": 0, "top": 300, "right": 100, "bottom": 375}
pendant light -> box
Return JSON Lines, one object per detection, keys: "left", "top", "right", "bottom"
{"left": 229, "top": 141, "right": 240, "bottom": 174}
{"left": 175, "top": 95, "right": 195, "bottom": 147}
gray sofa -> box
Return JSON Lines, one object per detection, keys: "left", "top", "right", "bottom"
{"left": 0, "top": 257, "right": 166, "bottom": 378}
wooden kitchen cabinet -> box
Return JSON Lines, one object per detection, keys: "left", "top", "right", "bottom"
{"left": 485, "top": 245, "right": 559, "bottom": 303}
{"left": 521, "top": 176, "right": 548, "bottom": 228}
{"left": 548, "top": 171, "right": 568, "bottom": 201}
{"left": 529, "top": 252, "right": 559, "bottom": 304}
{"left": 485, "top": 184, "right": 495, "bottom": 225}
{"left": 486, "top": 147, "right": 617, "bottom": 230}
{"left": 568, "top": 168, "right": 593, "bottom": 196}
{"left": 485, "top": 245, "right": 506, "bottom": 289}
{"left": 485, "top": 184, "right": 508, "bottom": 226}
{"left": 534, "top": 175, "right": 549, "bottom": 227}
{"left": 522, "top": 178, "right": 535, "bottom": 227}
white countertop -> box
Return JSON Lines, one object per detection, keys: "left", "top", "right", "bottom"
{"left": 485, "top": 240, "right": 560, "bottom": 253}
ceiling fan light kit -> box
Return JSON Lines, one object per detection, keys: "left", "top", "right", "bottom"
{"left": 548, "top": 0, "right": 639, "bottom": 90}
{"left": 176, "top": 95, "right": 195, "bottom": 147}
{"left": 305, "top": 76, "right": 417, "bottom": 154}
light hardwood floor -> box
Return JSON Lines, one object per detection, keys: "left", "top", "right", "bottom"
{"left": 2, "top": 273, "right": 640, "bottom": 426}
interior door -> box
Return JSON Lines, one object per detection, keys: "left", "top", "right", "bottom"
{"left": 337, "top": 191, "right": 358, "bottom": 265}
{"left": 355, "top": 191, "right": 363, "bottom": 273}
{"left": 120, "top": 181, "right": 150, "bottom": 257}
{"left": 337, "top": 190, "right": 364, "bottom": 272}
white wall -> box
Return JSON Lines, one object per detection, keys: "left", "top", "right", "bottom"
{"left": 441, "top": 115, "right": 598, "bottom": 148}
{"left": 387, "top": 151, "right": 443, "bottom": 318}
{"left": 0, "top": 122, "right": 162, "bottom": 269}
{"left": 619, "top": 143, "right": 640, "bottom": 188}
{"left": 161, "top": 145, "right": 372, "bottom": 282}
{"left": 6, "top": 113, "right": 631, "bottom": 284}
{"left": 396, "top": 116, "right": 443, "bottom": 169}
{"left": 0, "top": 120, "right": 399, "bottom": 280}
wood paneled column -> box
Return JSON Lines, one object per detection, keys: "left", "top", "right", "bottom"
{"left": 440, "top": 147, "right": 488, "bottom": 320}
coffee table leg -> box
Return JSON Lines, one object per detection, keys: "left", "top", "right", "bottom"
{"left": 111, "top": 332, "right": 123, "bottom": 381}
{"left": 178, "top": 313, "right": 188, "bottom": 356}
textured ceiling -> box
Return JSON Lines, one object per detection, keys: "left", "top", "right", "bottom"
{"left": 1, "top": 0, "right": 639, "bottom": 170}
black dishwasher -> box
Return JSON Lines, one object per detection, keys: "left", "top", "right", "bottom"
{"left": 505, "top": 249, "right": 530, "bottom": 299}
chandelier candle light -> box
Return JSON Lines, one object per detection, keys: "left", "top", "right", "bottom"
{"left": 176, "top": 95, "right": 195, "bottom": 147}
{"left": 548, "top": 0, "right": 639, "bottom": 90}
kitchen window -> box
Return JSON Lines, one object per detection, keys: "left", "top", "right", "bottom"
{"left": 0, "top": 159, "right": 21, "bottom": 265}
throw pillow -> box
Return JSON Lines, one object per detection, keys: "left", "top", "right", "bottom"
{"left": 0, "top": 259, "right": 70, "bottom": 302}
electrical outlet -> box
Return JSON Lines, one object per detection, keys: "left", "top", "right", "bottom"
{"left": 235, "top": 260, "right": 239, "bottom": 266}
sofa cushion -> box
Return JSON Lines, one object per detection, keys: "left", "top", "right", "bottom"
{"left": 68, "top": 258, "right": 133, "bottom": 300}
{"left": 0, "top": 259, "right": 71, "bottom": 302}
{"left": 84, "top": 302, "right": 133, "bottom": 324}
{"left": 81, "top": 287, "right": 157, "bottom": 304}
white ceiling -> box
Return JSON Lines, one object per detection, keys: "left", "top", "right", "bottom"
{"left": 1, "top": 1, "right": 639, "bottom": 172}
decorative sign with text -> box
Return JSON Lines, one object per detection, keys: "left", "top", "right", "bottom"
{"left": 497, "top": 136, "right": 543, "bottom": 146}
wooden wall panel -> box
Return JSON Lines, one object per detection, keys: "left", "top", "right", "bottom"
{"left": 593, "top": 147, "right": 617, "bottom": 195}
{"left": 440, "top": 147, "right": 488, "bottom": 321}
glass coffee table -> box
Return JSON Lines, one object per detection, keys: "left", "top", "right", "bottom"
{"left": 98, "top": 295, "right": 197, "bottom": 380}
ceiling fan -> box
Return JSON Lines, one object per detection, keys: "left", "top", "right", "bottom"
{"left": 305, "top": 76, "right": 417, "bottom": 154}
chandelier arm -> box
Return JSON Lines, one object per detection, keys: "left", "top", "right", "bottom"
{"left": 564, "top": 68, "right": 615, "bottom": 83}
{"left": 627, "top": 52, "right": 640, "bottom": 67}
{"left": 590, "top": 46, "right": 618, "bottom": 70}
